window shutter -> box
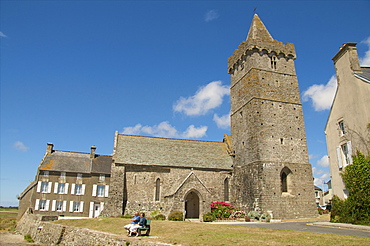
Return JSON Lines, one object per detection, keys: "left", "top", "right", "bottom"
{"left": 105, "top": 185, "right": 109, "bottom": 197}
{"left": 37, "top": 181, "right": 41, "bottom": 192}
{"left": 71, "top": 183, "right": 75, "bottom": 195}
{"left": 51, "top": 200, "right": 56, "bottom": 211}
{"left": 89, "top": 202, "right": 94, "bottom": 218}
{"left": 35, "top": 199, "right": 40, "bottom": 210}
{"left": 62, "top": 201, "right": 67, "bottom": 212}
{"left": 101, "top": 202, "right": 104, "bottom": 211}
{"left": 54, "top": 182, "right": 59, "bottom": 193}
{"left": 81, "top": 184, "right": 86, "bottom": 195}
{"left": 336, "top": 146, "right": 343, "bottom": 168}
{"left": 65, "top": 183, "right": 69, "bottom": 194}
{"left": 69, "top": 201, "right": 74, "bottom": 212}
{"left": 45, "top": 200, "right": 50, "bottom": 211}
{"left": 47, "top": 182, "right": 52, "bottom": 193}
{"left": 92, "top": 184, "right": 97, "bottom": 196}
{"left": 80, "top": 201, "right": 84, "bottom": 212}
{"left": 347, "top": 141, "right": 353, "bottom": 164}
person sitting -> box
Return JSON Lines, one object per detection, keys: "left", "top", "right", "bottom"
{"left": 124, "top": 212, "right": 140, "bottom": 235}
{"left": 129, "top": 212, "right": 147, "bottom": 237}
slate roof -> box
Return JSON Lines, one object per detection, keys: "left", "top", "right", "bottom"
{"left": 114, "top": 134, "right": 233, "bottom": 170}
{"left": 39, "top": 151, "right": 112, "bottom": 174}
{"left": 354, "top": 67, "right": 370, "bottom": 83}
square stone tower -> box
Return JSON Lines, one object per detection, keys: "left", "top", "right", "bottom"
{"left": 229, "top": 14, "right": 317, "bottom": 219}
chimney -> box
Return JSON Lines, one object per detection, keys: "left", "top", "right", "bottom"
{"left": 90, "top": 145, "right": 96, "bottom": 159}
{"left": 46, "top": 143, "right": 54, "bottom": 154}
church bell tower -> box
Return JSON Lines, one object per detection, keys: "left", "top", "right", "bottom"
{"left": 229, "top": 14, "right": 317, "bottom": 219}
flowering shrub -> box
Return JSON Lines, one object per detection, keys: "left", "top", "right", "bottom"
{"left": 210, "top": 201, "right": 239, "bottom": 218}
{"left": 230, "top": 210, "right": 247, "bottom": 219}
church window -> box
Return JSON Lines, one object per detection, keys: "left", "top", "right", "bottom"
{"left": 270, "top": 56, "right": 277, "bottom": 69}
{"left": 281, "top": 167, "right": 292, "bottom": 193}
{"left": 224, "top": 178, "right": 229, "bottom": 201}
{"left": 155, "top": 178, "right": 160, "bottom": 201}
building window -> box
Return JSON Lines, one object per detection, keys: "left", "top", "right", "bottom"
{"left": 73, "top": 202, "right": 82, "bottom": 212}
{"left": 99, "top": 174, "right": 105, "bottom": 182}
{"left": 77, "top": 173, "right": 82, "bottom": 180}
{"left": 61, "top": 172, "right": 66, "bottom": 178}
{"left": 338, "top": 120, "right": 346, "bottom": 135}
{"left": 97, "top": 185, "right": 105, "bottom": 197}
{"left": 155, "top": 178, "right": 160, "bottom": 201}
{"left": 39, "top": 200, "right": 49, "bottom": 211}
{"left": 41, "top": 182, "right": 49, "bottom": 193}
{"left": 75, "top": 184, "right": 82, "bottom": 195}
{"left": 224, "top": 178, "right": 229, "bottom": 201}
{"left": 43, "top": 171, "right": 49, "bottom": 177}
{"left": 56, "top": 201, "right": 63, "bottom": 211}
{"left": 341, "top": 142, "right": 352, "bottom": 165}
{"left": 57, "top": 183, "right": 65, "bottom": 194}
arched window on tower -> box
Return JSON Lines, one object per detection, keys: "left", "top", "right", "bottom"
{"left": 280, "top": 167, "right": 292, "bottom": 193}
{"left": 155, "top": 178, "right": 160, "bottom": 201}
{"left": 224, "top": 178, "right": 229, "bottom": 201}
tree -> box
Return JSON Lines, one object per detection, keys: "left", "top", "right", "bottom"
{"left": 339, "top": 151, "right": 370, "bottom": 224}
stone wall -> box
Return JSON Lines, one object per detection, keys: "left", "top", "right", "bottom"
{"left": 17, "top": 212, "right": 160, "bottom": 245}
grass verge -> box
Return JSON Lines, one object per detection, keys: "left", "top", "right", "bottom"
{"left": 0, "top": 207, "right": 18, "bottom": 232}
{"left": 54, "top": 217, "right": 370, "bottom": 246}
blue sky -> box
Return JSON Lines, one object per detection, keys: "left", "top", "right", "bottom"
{"left": 1, "top": 1, "right": 369, "bottom": 206}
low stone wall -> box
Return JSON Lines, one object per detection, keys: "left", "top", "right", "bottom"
{"left": 17, "top": 213, "right": 161, "bottom": 245}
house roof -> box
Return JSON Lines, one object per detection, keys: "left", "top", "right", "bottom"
{"left": 113, "top": 134, "right": 233, "bottom": 170}
{"left": 39, "top": 150, "right": 112, "bottom": 174}
{"left": 354, "top": 67, "right": 370, "bottom": 83}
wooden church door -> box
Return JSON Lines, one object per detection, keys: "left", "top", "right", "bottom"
{"left": 185, "top": 191, "right": 199, "bottom": 218}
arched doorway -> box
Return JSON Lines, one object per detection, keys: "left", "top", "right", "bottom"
{"left": 185, "top": 191, "right": 199, "bottom": 218}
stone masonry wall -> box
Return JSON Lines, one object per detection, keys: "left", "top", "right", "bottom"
{"left": 17, "top": 212, "right": 160, "bottom": 246}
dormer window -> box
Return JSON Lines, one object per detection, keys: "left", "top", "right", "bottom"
{"left": 99, "top": 174, "right": 105, "bottom": 182}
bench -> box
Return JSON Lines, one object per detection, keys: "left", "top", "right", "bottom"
{"left": 137, "top": 220, "right": 151, "bottom": 236}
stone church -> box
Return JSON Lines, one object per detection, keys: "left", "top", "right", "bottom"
{"left": 18, "top": 14, "right": 317, "bottom": 220}
{"left": 102, "top": 14, "right": 317, "bottom": 219}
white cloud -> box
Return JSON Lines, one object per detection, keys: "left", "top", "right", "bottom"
{"left": 173, "top": 81, "right": 229, "bottom": 116}
{"left": 121, "top": 121, "right": 207, "bottom": 139}
{"left": 0, "top": 31, "right": 7, "bottom": 38}
{"left": 13, "top": 141, "right": 29, "bottom": 152}
{"left": 182, "top": 125, "right": 208, "bottom": 138}
{"left": 317, "top": 155, "right": 330, "bottom": 167}
{"left": 302, "top": 75, "right": 337, "bottom": 111}
{"left": 360, "top": 36, "right": 370, "bottom": 66}
{"left": 205, "top": 10, "right": 219, "bottom": 22}
{"left": 213, "top": 113, "right": 230, "bottom": 129}
{"left": 312, "top": 167, "right": 330, "bottom": 187}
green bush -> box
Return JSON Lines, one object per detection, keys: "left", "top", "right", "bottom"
{"left": 168, "top": 211, "right": 183, "bottom": 221}
{"left": 260, "top": 212, "right": 271, "bottom": 222}
{"left": 24, "top": 234, "right": 34, "bottom": 243}
{"left": 154, "top": 214, "right": 166, "bottom": 220}
{"left": 203, "top": 212, "right": 216, "bottom": 222}
{"left": 247, "top": 211, "right": 260, "bottom": 220}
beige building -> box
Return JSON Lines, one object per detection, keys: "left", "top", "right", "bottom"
{"left": 325, "top": 43, "right": 370, "bottom": 199}
{"left": 18, "top": 143, "right": 111, "bottom": 219}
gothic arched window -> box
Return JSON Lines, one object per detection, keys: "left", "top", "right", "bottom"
{"left": 155, "top": 178, "right": 160, "bottom": 201}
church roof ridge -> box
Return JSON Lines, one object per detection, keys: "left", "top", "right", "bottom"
{"left": 117, "top": 133, "right": 224, "bottom": 144}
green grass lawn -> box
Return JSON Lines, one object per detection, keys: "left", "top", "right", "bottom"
{"left": 54, "top": 217, "right": 370, "bottom": 246}
{"left": 0, "top": 207, "right": 18, "bottom": 232}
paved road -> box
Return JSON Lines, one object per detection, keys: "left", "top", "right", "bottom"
{"left": 229, "top": 221, "right": 370, "bottom": 238}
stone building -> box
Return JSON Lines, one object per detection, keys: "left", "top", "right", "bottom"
{"left": 18, "top": 143, "right": 112, "bottom": 219}
{"left": 19, "top": 14, "right": 317, "bottom": 220}
{"left": 325, "top": 43, "right": 370, "bottom": 199}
